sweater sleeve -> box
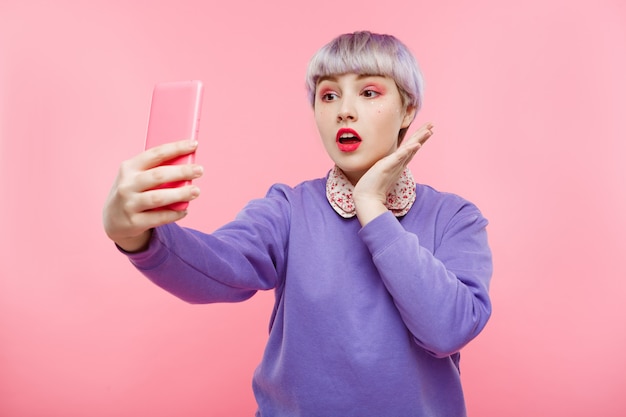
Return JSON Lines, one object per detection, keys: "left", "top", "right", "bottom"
{"left": 124, "top": 185, "right": 291, "bottom": 304}
{"left": 358, "top": 206, "right": 492, "bottom": 358}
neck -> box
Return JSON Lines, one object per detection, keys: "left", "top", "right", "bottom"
{"left": 339, "top": 168, "right": 364, "bottom": 186}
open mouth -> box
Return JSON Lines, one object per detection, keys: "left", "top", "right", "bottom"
{"left": 336, "top": 128, "right": 361, "bottom": 152}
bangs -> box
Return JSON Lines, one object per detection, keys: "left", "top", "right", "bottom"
{"left": 310, "top": 43, "right": 396, "bottom": 80}
{"left": 305, "top": 32, "right": 423, "bottom": 109}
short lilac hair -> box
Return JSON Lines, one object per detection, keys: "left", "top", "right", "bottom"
{"left": 305, "top": 31, "right": 424, "bottom": 114}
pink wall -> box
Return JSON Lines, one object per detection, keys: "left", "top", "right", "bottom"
{"left": 1, "top": 0, "right": 625, "bottom": 415}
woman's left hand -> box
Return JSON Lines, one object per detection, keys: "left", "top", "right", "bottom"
{"left": 353, "top": 122, "right": 433, "bottom": 226}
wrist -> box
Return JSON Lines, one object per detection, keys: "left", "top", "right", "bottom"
{"left": 354, "top": 197, "right": 388, "bottom": 227}
{"left": 114, "top": 230, "right": 153, "bottom": 253}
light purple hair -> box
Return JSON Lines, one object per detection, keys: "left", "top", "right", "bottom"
{"left": 305, "top": 31, "right": 424, "bottom": 114}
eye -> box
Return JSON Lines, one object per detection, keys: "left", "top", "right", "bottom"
{"left": 362, "top": 88, "right": 381, "bottom": 98}
{"left": 320, "top": 91, "right": 339, "bottom": 102}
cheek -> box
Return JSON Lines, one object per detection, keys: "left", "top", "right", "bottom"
{"left": 371, "top": 101, "right": 396, "bottom": 119}
{"left": 370, "top": 104, "right": 402, "bottom": 130}
{"left": 314, "top": 110, "right": 324, "bottom": 127}
{"left": 315, "top": 109, "right": 334, "bottom": 125}
{"left": 314, "top": 110, "right": 335, "bottom": 141}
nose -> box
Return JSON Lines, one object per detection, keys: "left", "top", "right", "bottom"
{"left": 337, "top": 97, "right": 357, "bottom": 123}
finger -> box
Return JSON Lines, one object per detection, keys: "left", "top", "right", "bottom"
{"left": 418, "top": 121, "right": 434, "bottom": 134}
{"left": 130, "top": 209, "right": 189, "bottom": 231}
{"left": 396, "top": 140, "right": 422, "bottom": 164}
{"left": 397, "top": 123, "right": 433, "bottom": 164}
{"left": 137, "top": 139, "right": 199, "bottom": 170}
{"left": 133, "top": 184, "right": 201, "bottom": 212}
{"left": 397, "top": 138, "right": 426, "bottom": 167}
{"left": 410, "top": 123, "right": 434, "bottom": 146}
{"left": 136, "top": 163, "right": 204, "bottom": 192}
{"left": 418, "top": 130, "right": 432, "bottom": 146}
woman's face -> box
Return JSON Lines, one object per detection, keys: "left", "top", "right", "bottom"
{"left": 314, "top": 73, "right": 415, "bottom": 185}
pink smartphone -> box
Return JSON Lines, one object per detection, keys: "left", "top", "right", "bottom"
{"left": 144, "top": 80, "right": 203, "bottom": 210}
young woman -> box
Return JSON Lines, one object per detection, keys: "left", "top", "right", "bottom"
{"left": 103, "top": 31, "right": 493, "bottom": 416}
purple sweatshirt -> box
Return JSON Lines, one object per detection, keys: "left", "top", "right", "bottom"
{"left": 125, "top": 175, "right": 492, "bottom": 416}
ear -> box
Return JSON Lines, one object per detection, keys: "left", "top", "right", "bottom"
{"left": 401, "top": 105, "right": 417, "bottom": 128}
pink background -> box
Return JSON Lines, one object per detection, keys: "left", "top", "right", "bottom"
{"left": 1, "top": 0, "right": 625, "bottom": 416}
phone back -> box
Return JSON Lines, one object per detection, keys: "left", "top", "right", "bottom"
{"left": 145, "top": 80, "right": 203, "bottom": 152}
{"left": 145, "top": 80, "right": 203, "bottom": 210}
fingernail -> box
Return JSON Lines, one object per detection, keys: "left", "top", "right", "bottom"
{"left": 193, "top": 165, "right": 204, "bottom": 176}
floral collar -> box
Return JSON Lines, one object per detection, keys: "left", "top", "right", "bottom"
{"left": 325, "top": 165, "right": 417, "bottom": 218}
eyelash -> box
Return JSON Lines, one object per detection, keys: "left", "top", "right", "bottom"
{"left": 319, "top": 88, "right": 380, "bottom": 102}
{"left": 362, "top": 88, "right": 380, "bottom": 98}
{"left": 321, "top": 92, "right": 338, "bottom": 101}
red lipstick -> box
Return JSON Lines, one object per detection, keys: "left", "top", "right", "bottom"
{"left": 336, "top": 128, "right": 362, "bottom": 152}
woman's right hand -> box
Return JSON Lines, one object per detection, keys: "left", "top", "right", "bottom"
{"left": 102, "top": 139, "right": 204, "bottom": 252}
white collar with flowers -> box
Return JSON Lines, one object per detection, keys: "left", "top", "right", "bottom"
{"left": 325, "top": 165, "right": 417, "bottom": 218}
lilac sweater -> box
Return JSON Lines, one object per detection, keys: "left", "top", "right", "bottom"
{"left": 125, "top": 176, "right": 492, "bottom": 416}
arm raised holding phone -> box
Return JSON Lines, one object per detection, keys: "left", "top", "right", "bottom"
{"left": 102, "top": 139, "right": 204, "bottom": 252}
{"left": 103, "top": 80, "right": 204, "bottom": 252}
